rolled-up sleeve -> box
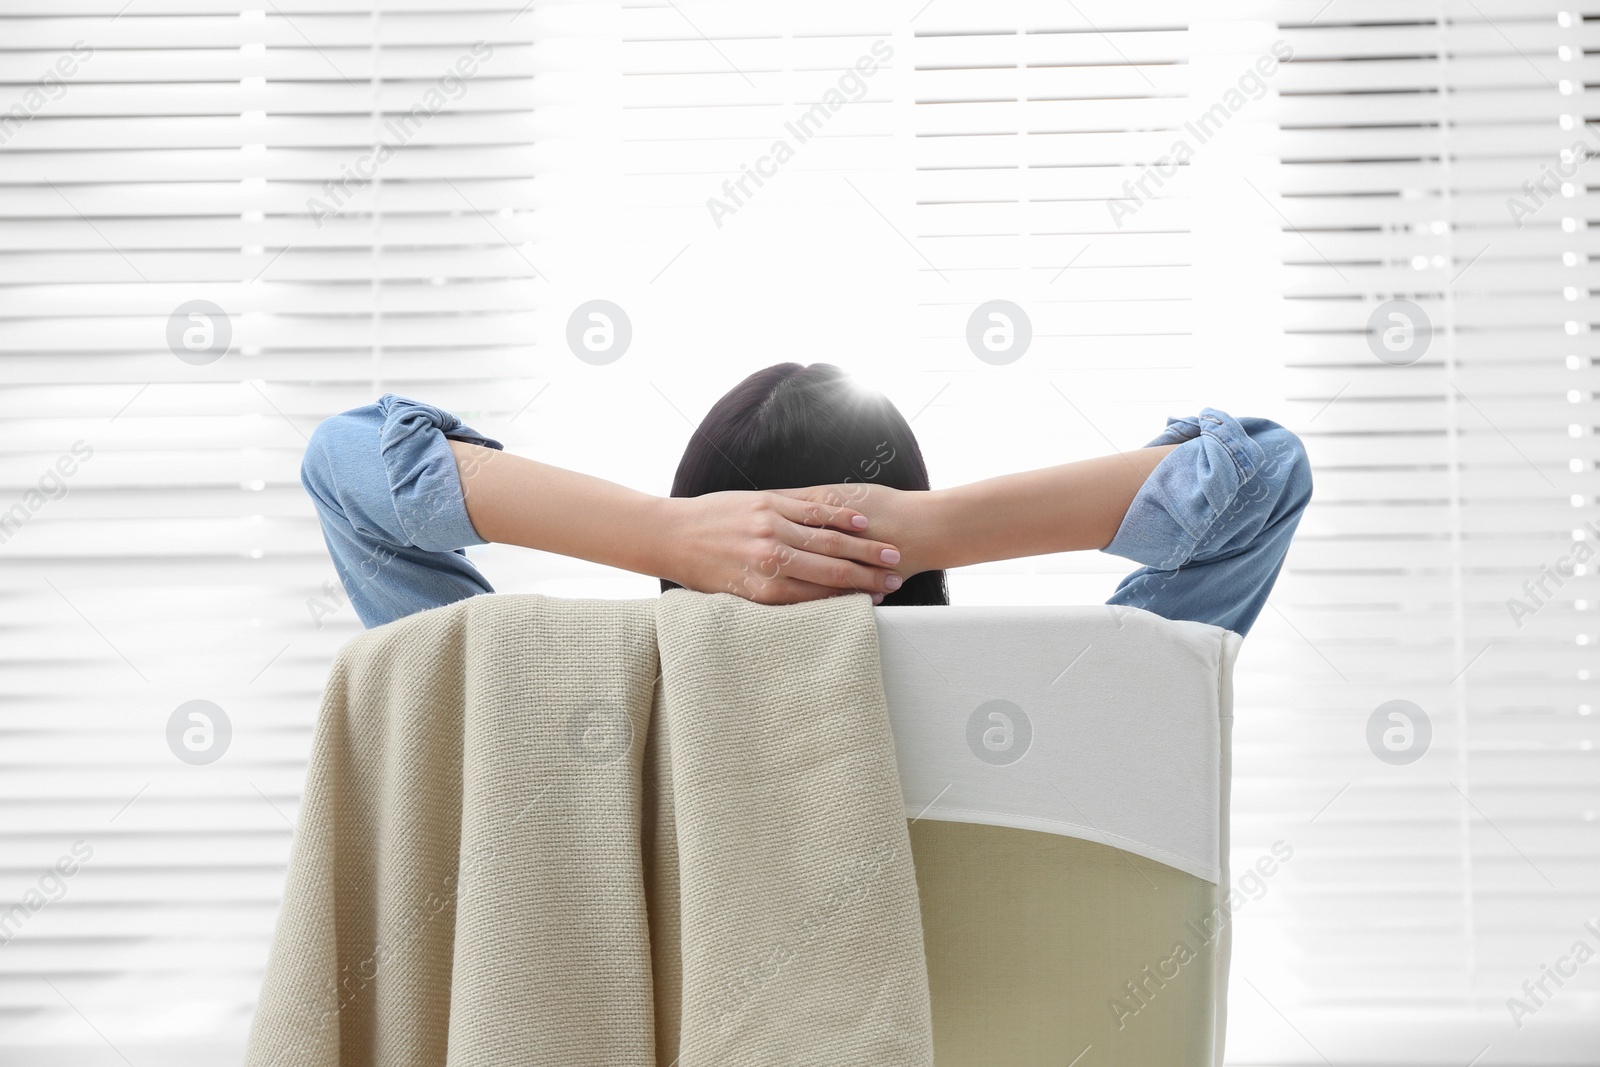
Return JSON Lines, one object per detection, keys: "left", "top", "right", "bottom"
{"left": 1103, "top": 408, "right": 1312, "bottom": 635}
{"left": 375, "top": 395, "right": 504, "bottom": 552}
{"left": 300, "top": 394, "right": 505, "bottom": 629}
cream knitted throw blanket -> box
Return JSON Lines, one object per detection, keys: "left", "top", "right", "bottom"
{"left": 245, "top": 589, "right": 932, "bottom": 1067}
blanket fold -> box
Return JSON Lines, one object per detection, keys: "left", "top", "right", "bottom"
{"left": 246, "top": 589, "right": 932, "bottom": 1067}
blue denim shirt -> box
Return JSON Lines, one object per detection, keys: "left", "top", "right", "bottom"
{"left": 301, "top": 396, "right": 1310, "bottom": 635}
{"left": 1102, "top": 409, "right": 1312, "bottom": 635}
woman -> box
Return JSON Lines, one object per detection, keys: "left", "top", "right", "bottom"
{"left": 300, "top": 363, "right": 1311, "bottom": 635}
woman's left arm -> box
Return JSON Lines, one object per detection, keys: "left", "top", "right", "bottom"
{"left": 446, "top": 439, "right": 907, "bottom": 604}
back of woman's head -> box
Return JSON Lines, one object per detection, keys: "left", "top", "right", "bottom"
{"left": 662, "top": 362, "right": 949, "bottom": 606}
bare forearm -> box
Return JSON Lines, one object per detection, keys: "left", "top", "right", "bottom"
{"left": 448, "top": 439, "right": 666, "bottom": 576}
{"left": 919, "top": 445, "right": 1178, "bottom": 571}
{"left": 444, "top": 438, "right": 904, "bottom": 600}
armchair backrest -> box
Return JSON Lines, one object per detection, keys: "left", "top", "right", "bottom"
{"left": 878, "top": 605, "right": 1242, "bottom": 1066}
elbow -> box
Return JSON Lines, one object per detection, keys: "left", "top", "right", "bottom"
{"left": 300, "top": 417, "right": 335, "bottom": 501}
{"left": 301, "top": 413, "right": 347, "bottom": 501}
{"left": 301, "top": 404, "right": 383, "bottom": 504}
{"left": 1253, "top": 421, "right": 1312, "bottom": 514}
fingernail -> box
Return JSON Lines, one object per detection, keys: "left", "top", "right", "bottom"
{"left": 884, "top": 574, "right": 903, "bottom": 591}
{"left": 871, "top": 593, "right": 884, "bottom": 605}
{"left": 879, "top": 548, "right": 901, "bottom": 565}
{"left": 852, "top": 515, "right": 869, "bottom": 529}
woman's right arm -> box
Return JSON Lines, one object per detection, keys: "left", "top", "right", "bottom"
{"left": 773, "top": 445, "right": 1178, "bottom": 580}
{"left": 773, "top": 409, "right": 1313, "bottom": 634}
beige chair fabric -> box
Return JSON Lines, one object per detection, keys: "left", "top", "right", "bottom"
{"left": 246, "top": 591, "right": 1238, "bottom": 1066}
{"left": 878, "top": 606, "right": 1242, "bottom": 1067}
{"left": 245, "top": 590, "right": 933, "bottom": 1067}
{"left": 911, "top": 821, "right": 1225, "bottom": 1067}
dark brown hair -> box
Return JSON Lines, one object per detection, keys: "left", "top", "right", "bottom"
{"left": 661, "top": 363, "right": 949, "bottom": 606}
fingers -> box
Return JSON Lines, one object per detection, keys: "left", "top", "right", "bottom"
{"left": 770, "top": 490, "right": 870, "bottom": 533}
{"left": 781, "top": 518, "right": 900, "bottom": 570}
{"left": 762, "top": 512, "right": 903, "bottom": 594}
{"left": 727, "top": 527, "right": 898, "bottom": 602}
{"left": 774, "top": 542, "right": 904, "bottom": 596}
{"left": 768, "top": 494, "right": 902, "bottom": 583}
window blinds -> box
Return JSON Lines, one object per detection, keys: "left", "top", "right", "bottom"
{"left": 0, "top": 3, "right": 541, "bottom": 1063}
{"left": 1, "top": 1, "right": 1595, "bottom": 1064}
{"left": 1222, "top": 2, "right": 1599, "bottom": 1064}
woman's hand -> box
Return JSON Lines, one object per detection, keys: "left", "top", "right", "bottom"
{"left": 656, "top": 491, "right": 906, "bottom": 605}
{"left": 448, "top": 439, "right": 904, "bottom": 606}
{"left": 773, "top": 483, "right": 932, "bottom": 580}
